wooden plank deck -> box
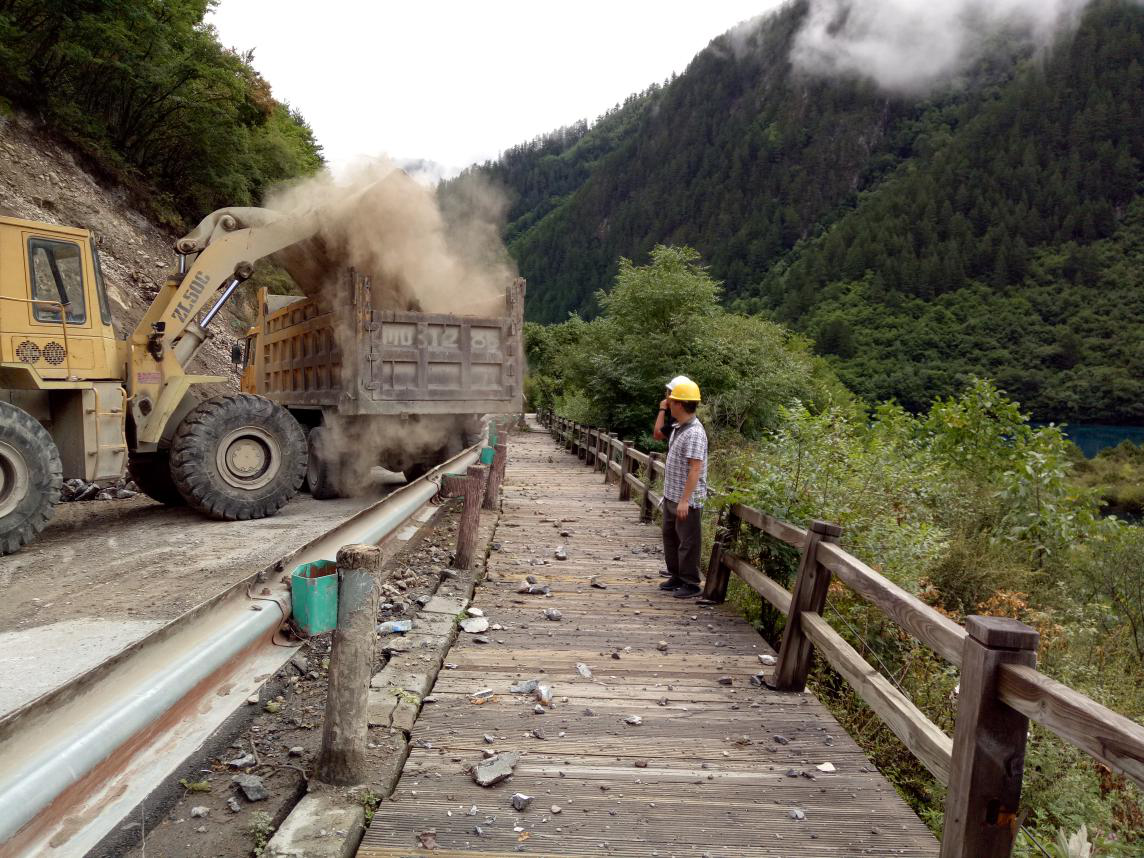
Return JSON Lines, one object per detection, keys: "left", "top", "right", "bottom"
{"left": 358, "top": 426, "right": 939, "bottom": 857}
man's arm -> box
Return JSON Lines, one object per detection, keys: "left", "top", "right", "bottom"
{"left": 675, "top": 458, "right": 703, "bottom": 519}
{"left": 653, "top": 399, "right": 669, "bottom": 441}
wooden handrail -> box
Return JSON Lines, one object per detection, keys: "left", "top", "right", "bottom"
{"left": 816, "top": 542, "right": 968, "bottom": 667}
{"left": 998, "top": 663, "right": 1144, "bottom": 791}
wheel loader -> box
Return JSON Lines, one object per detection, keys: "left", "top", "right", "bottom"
{"left": 0, "top": 204, "right": 330, "bottom": 554}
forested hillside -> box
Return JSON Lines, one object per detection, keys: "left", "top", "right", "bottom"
{"left": 471, "top": 0, "right": 1144, "bottom": 424}
{"left": 0, "top": 0, "right": 322, "bottom": 229}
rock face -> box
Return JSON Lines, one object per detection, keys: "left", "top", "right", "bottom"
{"left": 472, "top": 752, "right": 520, "bottom": 787}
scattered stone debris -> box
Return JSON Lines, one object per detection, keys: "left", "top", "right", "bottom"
{"left": 718, "top": 676, "right": 733, "bottom": 685}
{"left": 535, "top": 685, "right": 553, "bottom": 706}
{"left": 773, "top": 735, "right": 791, "bottom": 745}
{"left": 750, "top": 673, "right": 767, "bottom": 687}
{"left": 576, "top": 662, "right": 594, "bottom": 680}
{"left": 225, "top": 752, "right": 255, "bottom": 769}
{"left": 544, "top": 608, "right": 563, "bottom": 621}
{"left": 816, "top": 762, "right": 836, "bottom": 773}
{"left": 554, "top": 546, "right": 568, "bottom": 561}
{"left": 418, "top": 830, "right": 439, "bottom": 850}
{"left": 472, "top": 635, "right": 491, "bottom": 644}
{"left": 789, "top": 807, "right": 806, "bottom": 821}
{"left": 533, "top": 704, "right": 546, "bottom": 714}
{"left": 467, "top": 607, "right": 484, "bottom": 617}
{"left": 472, "top": 752, "right": 520, "bottom": 787}
{"left": 190, "top": 806, "right": 209, "bottom": 818}
{"left": 232, "top": 774, "right": 268, "bottom": 802}
{"left": 517, "top": 581, "right": 551, "bottom": 595}
{"left": 624, "top": 715, "right": 643, "bottom": 726}
{"left": 62, "top": 477, "right": 138, "bottom": 503}
{"left": 483, "top": 734, "right": 496, "bottom": 744}
{"left": 656, "top": 640, "right": 669, "bottom": 652}
{"left": 634, "top": 759, "right": 648, "bottom": 768}
{"left": 510, "top": 679, "right": 539, "bottom": 694}
{"left": 288, "top": 746, "right": 304, "bottom": 757}
{"left": 759, "top": 654, "right": 777, "bottom": 666}
{"left": 226, "top": 797, "right": 241, "bottom": 813}
{"left": 460, "top": 617, "right": 490, "bottom": 634}
{"left": 511, "top": 793, "right": 533, "bottom": 811}
{"left": 551, "top": 805, "right": 562, "bottom": 814}
{"left": 589, "top": 576, "right": 607, "bottom": 589}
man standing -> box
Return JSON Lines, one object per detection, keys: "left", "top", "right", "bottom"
{"left": 658, "top": 379, "right": 707, "bottom": 599}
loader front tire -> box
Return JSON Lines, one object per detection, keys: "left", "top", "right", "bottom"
{"left": 127, "top": 450, "right": 185, "bottom": 507}
{"left": 0, "top": 402, "right": 62, "bottom": 554}
{"left": 170, "top": 393, "right": 306, "bottom": 520}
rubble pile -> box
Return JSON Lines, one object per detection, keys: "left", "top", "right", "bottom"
{"left": 61, "top": 477, "right": 138, "bottom": 503}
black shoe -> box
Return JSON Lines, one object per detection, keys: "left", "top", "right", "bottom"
{"left": 658, "top": 568, "right": 672, "bottom": 578}
{"left": 658, "top": 579, "right": 680, "bottom": 591}
{"left": 672, "top": 585, "right": 702, "bottom": 599}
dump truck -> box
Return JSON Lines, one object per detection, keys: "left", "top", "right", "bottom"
{"left": 0, "top": 178, "right": 518, "bottom": 553}
{"left": 237, "top": 271, "right": 524, "bottom": 497}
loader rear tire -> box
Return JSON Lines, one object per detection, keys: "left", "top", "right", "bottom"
{"left": 170, "top": 393, "right": 307, "bottom": 520}
{"left": 0, "top": 402, "right": 62, "bottom": 555}
{"left": 307, "top": 427, "right": 344, "bottom": 500}
{"left": 127, "top": 450, "right": 185, "bottom": 507}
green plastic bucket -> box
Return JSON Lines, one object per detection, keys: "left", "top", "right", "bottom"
{"left": 291, "top": 559, "right": 338, "bottom": 635}
{"left": 479, "top": 446, "right": 496, "bottom": 465}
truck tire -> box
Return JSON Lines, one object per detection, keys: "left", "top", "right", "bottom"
{"left": 127, "top": 450, "right": 185, "bottom": 506}
{"left": 307, "top": 426, "right": 344, "bottom": 500}
{"left": 169, "top": 393, "right": 307, "bottom": 520}
{"left": 0, "top": 401, "right": 63, "bottom": 554}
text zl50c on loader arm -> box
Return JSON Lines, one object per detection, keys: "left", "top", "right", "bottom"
{"left": 0, "top": 206, "right": 327, "bottom": 554}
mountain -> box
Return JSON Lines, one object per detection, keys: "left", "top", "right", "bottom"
{"left": 459, "top": 0, "right": 1144, "bottom": 424}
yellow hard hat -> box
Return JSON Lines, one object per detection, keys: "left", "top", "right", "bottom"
{"left": 668, "top": 379, "right": 701, "bottom": 402}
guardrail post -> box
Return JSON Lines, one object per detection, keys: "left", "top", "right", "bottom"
{"left": 317, "top": 543, "right": 382, "bottom": 785}
{"left": 578, "top": 424, "right": 589, "bottom": 462}
{"left": 604, "top": 433, "right": 618, "bottom": 483}
{"left": 584, "top": 428, "right": 596, "bottom": 468}
{"left": 702, "top": 507, "right": 741, "bottom": 603}
{"left": 483, "top": 442, "right": 507, "bottom": 510}
{"left": 594, "top": 429, "right": 605, "bottom": 473}
{"left": 441, "top": 464, "right": 488, "bottom": 569}
{"left": 941, "top": 616, "right": 1040, "bottom": 858}
{"left": 565, "top": 420, "right": 575, "bottom": 453}
{"left": 770, "top": 519, "right": 843, "bottom": 692}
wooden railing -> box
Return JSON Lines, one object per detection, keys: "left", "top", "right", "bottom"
{"left": 538, "top": 410, "right": 1144, "bottom": 858}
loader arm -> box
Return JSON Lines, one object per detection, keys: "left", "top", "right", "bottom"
{"left": 127, "top": 206, "right": 320, "bottom": 446}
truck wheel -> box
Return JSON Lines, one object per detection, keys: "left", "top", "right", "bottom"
{"left": 169, "top": 393, "right": 307, "bottom": 520}
{"left": 307, "top": 426, "right": 344, "bottom": 500}
{"left": 127, "top": 450, "right": 185, "bottom": 506}
{"left": 0, "top": 402, "right": 63, "bottom": 554}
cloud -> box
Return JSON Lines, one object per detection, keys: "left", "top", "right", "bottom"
{"left": 789, "top": 0, "right": 1094, "bottom": 93}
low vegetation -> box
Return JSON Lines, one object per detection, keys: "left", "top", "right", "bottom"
{"left": 531, "top": 246, "right": 1144, "bottom": 854}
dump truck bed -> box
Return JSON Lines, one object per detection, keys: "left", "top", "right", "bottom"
{"left": 246, "top": 272, "right": 524, "bottom": 417}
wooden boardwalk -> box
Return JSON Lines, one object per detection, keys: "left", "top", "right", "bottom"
{"left": 358, "top": 426, "right": 939, "bottom": 857}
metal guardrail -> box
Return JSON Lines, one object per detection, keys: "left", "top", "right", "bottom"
{"left": 539, "top": 409, "right": 1144, "bottom": 858}
{"left": 0, "top": 431, "right": 488, "bottom": 857}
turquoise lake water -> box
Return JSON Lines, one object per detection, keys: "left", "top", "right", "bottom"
{"left": 1060, "top": 425, "right": 1144, "bottom": 458}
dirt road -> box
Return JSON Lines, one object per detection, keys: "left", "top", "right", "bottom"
{"left": 0, "top": 487, "right": 393, "bottom": 715}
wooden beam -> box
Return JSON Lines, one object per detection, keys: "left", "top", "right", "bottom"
{"left": 722, "top": 551, "right": 791, "bottom": 615}
{"left": 618, "top": 441, "right": 633, "bottom": 501}
{"left": 623, "top": 471, "right": 646, "bottom": 496}
{"left": 817, "top": 541, "right": 968, "bottom": 667}
{"left": 942, "top": 616, "right": 1039, "bottom": 858}
{"left": 801, "top": 612, "right": 953, "bottom": 784}
{"left": 998, "top": 663, "right": 1144, "bottom": 791}
{"left": 627, "top": 447, "right": 650, "bottom": 467}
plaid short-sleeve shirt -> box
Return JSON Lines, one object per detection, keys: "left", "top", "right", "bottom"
{"left": 664, "top": 417, "right": 708, "bottom": 508}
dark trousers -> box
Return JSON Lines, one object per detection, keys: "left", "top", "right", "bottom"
{"left": 662, "top": 499, "right": 702, "bottom": 588}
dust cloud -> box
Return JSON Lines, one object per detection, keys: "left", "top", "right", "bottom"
{"left": 789, "top": 0, "right": 1094, "bottom": 93}
{"left": 264, "top": 159, "right": 513, "bottom": 317}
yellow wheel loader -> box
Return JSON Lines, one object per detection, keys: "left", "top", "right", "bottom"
{"left": 0, "top": 206, "right": 325, "bottom": 554}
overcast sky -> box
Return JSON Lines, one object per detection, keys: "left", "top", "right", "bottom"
{"left": 208, "top": 1, "right": 778, "bottom": 175}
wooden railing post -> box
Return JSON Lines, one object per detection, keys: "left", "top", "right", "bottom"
{"left": 482, "top": 442, "right": 507, "bottom": 510}
{"left": 594, "top": 429, "right": 605, "bottom": 473}
{"left": 618, "top": 440, "right": 633, "bottom": 500}
{"left": 770, "top": 519, "right": 842, "bottom": 691}
{"left": 579, "top": 424, "right": 589, "bottom": 462}
{"left": 701, "top": 507, "right": 741, "bottom": 603}
{"left": 565, "top": 420, "right": 575, "bottom": 453}
{"left": 941, "top": 617, "right": 1040, "bottom": 858}
{"left": 639, "top": 455, "right": 658, "bottom": 522}
{"left": 604, "top": 433, "right": 618, "bottom": 483}
{"left": 584, "top": 428, "right": 596, "bottom": 468}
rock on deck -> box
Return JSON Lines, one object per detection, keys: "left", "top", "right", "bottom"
{"left": 358, "top": 426, "right": 939, "bottom": 857}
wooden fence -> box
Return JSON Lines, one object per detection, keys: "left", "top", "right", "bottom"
{"left": 539, "top": 411, "right": 1144, "bottom": 858}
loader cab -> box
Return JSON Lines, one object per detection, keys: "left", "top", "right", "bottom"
{"left": 0, "top": 216, "right": 119, "bottom": 382}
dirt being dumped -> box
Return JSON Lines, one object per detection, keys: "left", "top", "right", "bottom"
{"left": 267, "top": 162, "right": 514, "bottom": 317}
